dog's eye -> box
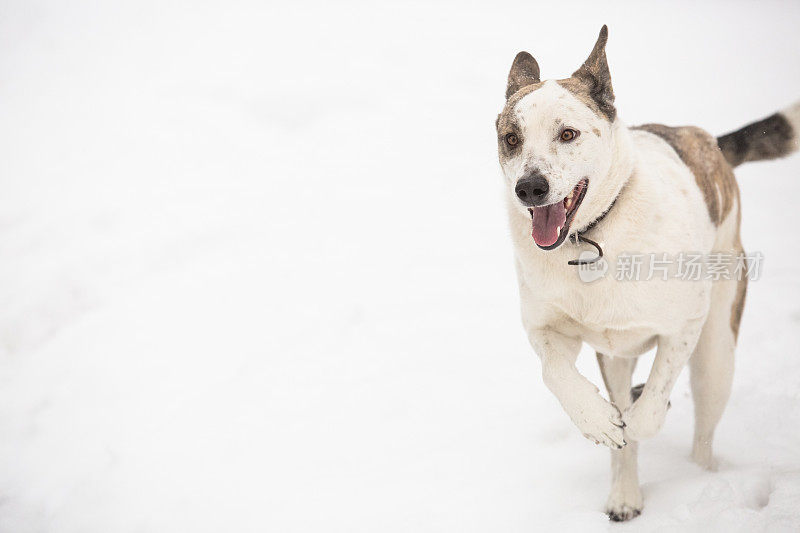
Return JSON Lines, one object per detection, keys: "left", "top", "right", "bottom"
{"left": 560, "top": 128, "right": 579, "bottom": 142}
{"left": 505, "top": 133, "right": 519, "bottom": 147}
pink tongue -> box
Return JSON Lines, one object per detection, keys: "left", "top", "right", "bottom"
{"left": 531, "top": 202, "right": 566, "bottom": 247}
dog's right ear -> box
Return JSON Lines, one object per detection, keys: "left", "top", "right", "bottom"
{"left": 506, "top": 52, "right": 540, "bottom": 99}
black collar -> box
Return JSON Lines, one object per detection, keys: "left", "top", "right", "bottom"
{"left": 567, "top": 195, "right": 618, "bottom": 266}
{"left": 577, "top": 196, "right": 618, "bottom": 235}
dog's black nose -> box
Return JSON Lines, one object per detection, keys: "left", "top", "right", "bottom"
{"left": 515, "top": 173, "right": 550, "bottom": 206}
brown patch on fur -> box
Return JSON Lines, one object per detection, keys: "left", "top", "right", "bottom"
{"left": 496, "top": 82, "right": 545, "bottom": 161}
{"left": 730, "top": 187, "right": 747, "bottom": 340}
{"left": 633, "top": 124, "right": 737, "bottom": 226}
{"left": 557, "top": 77, "right": 615, "bottom": 121}
{"left": 717, "top": 113, "right": 797, "bottom": 167}
{"left": 731, "top": 267, "right": 748, "bottom": 339}
{"left": 503, "top": 82, "right": 545, "bottom": 111}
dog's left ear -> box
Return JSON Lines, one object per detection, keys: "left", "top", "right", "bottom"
{"left": 572, "top": 25, "right": 615, "bottom": 119}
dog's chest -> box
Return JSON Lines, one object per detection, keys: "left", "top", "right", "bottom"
{"left": 579, "top": 324, "right": 658, "bottom": 358}
{"left": 535, "top": 268, "right": 664, "bottom": 329}
{"left": 518, "top": 256, "right": 708, "bottom": 355}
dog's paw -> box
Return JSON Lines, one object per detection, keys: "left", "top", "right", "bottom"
{"left": 607, "top": 504, "right": 641, "bottom": 522}
{"left": 622, "top": 394, "right": 667, "bottom": 441}
{"left": 568, "top": 394, "right": 626, "bottom": 449}
{"left": 691, "top": 441, "right": 718, "bottom": 471}
{"left": 605, "top": 482, "right": 643, "bottom": 522}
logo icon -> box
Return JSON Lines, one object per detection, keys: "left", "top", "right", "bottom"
{"left": 577, "top": 251, "right": 608, "bottom": 283}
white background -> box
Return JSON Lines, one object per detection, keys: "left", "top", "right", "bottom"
{"left": 0, "top": 1, "right": 799, "bottom": 531}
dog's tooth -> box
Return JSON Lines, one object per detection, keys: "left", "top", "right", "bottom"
{"left": 557, "top": 225, "right": 562, "bottom": 234}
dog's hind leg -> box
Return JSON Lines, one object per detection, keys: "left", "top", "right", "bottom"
{"left": 596, "top": 353, "right": 642, "bottom": 521}
{"left": 689, "top": 275, "right": 745, "bottom": 470}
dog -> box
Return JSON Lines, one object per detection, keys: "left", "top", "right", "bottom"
{"left": 496, "top": 25, "right": 799, "bottom": 521}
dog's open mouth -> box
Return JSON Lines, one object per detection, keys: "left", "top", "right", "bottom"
{"left": 528, "top": 178, "right": 588, "bottom": 250}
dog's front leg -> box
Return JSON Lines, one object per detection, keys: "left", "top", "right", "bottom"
{"left": 528, "top": 328, "right": 626, "bottom": 449}
{"left": 623, "top": 320, "right": 704, "bottom": 441}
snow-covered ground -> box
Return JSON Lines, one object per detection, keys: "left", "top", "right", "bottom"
{"left": 0, "top": 1, "right": 799, "bottom": 531}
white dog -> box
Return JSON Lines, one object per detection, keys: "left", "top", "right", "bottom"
{"left": 496, "top": 25, "right": 799, "bottom": 521}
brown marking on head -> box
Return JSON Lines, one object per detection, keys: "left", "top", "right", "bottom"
{"left": 592, "top": 127, "right": 601, "bottom": 137}
{"left": 557, "top": 25, "right": 616, "bottom": 122}
{"left": 496, "top": 81, "right": 545, "bottom": 160}
{"left": 632, "top": 124, "right": 737, "bottom": 225}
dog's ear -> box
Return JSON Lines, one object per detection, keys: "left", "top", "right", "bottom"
{"left": 506, "top": 52, "right": 540, "bottom": 99}
{"left": 572, "top": 25, "right": 615, "bottom": 117}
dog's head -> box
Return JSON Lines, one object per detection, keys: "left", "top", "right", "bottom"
{"left": 497, "top": 26, "right": 617, "bottom": 250}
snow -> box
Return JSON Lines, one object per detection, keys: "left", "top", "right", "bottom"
{"left": 0, "top": 1, "right": 799, "bottom": 531}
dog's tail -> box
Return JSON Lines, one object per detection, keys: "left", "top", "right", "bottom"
{"left": 717, "top": 101, "right": 800, "bottom": 167}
